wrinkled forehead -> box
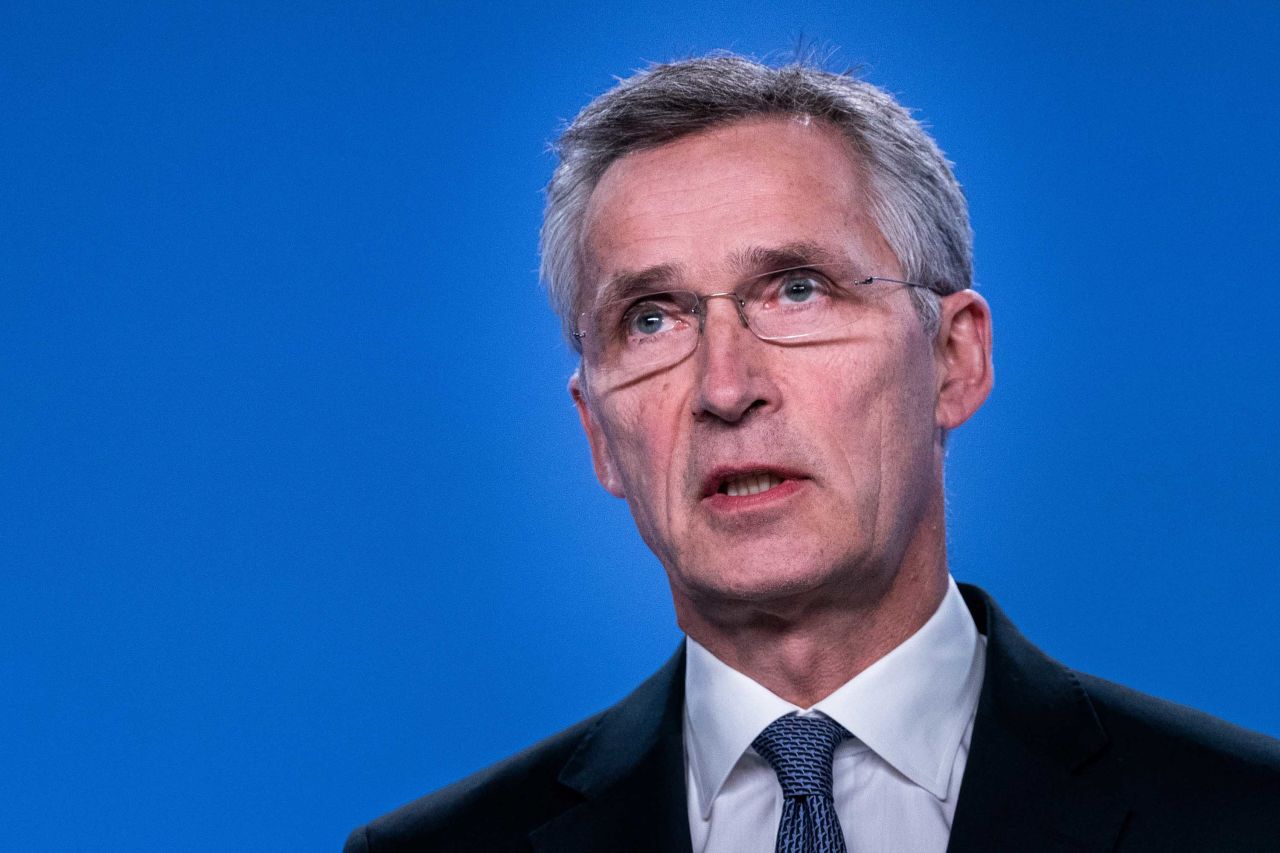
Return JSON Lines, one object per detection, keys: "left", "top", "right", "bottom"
{"left": 578, "top": 116, "right": 893, "bottom": 311}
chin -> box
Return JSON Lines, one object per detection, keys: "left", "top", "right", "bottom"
{"left": 680, "top": 558, "right": 844, "bottom": 606}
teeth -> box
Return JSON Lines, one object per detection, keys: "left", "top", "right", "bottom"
{"left": 723, "top": 472, "right": 784, "bottom": 497}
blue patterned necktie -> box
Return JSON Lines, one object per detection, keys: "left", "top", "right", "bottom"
{"left": 752, "top": 713, "right": 852, "bottom": 853}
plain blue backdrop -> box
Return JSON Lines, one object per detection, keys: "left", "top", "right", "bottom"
{"left": 3, "top": 1, "right": 1278, "bottom": 850}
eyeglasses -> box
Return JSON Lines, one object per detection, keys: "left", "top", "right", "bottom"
{"left": 574, "top": 265, "right": 931, "bottom": 388}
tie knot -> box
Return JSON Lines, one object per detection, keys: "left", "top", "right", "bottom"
{"left": 752, "top": 714, "right": 851, "bottom": 799}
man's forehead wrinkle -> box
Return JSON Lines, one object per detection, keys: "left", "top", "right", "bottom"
{"left": 607, "top": 186, "right": 802, "bottom": 236}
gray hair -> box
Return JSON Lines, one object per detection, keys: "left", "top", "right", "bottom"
{"left": 540, "top": 54, "right": 973, "bottom": 350}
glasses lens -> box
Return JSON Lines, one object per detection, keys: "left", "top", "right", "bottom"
{"left": 744, "top": 271, "right": 907, "bottom": 341}
{"left": 580, "top": 290, "right": 701, "bottom": 380}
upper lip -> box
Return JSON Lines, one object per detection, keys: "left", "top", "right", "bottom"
{"left": 698, "top": 464, "right": 808, "bottom": 498}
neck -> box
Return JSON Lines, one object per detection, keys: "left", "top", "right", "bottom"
{"left": 672, "top": 508, "right": 949, "bottom": 708}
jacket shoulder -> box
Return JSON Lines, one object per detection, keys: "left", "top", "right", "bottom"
{"left": 962, "top": 581, "right": 1280, "bottom": 784}
{"left": 1075, "top": 670, "right": 1280, "bottom": 844}
{"left": 1078, "top": 670, "right": 1280, "bottom": 776}
{"left": 344, "top": 647, "right": 688, "bottom": 852}
{"left": 345, "top": 711, "right": 603, "bottom": 853}
{"left": 957, "top": 583, "right": 1280, "bottom": 849}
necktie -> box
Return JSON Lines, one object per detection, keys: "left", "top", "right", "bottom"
{"left": 752, "top": 713, "right": 852, "bottom": 853}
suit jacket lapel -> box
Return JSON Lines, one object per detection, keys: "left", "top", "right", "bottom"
{"left": 529, "top": 646, "right": 694, "bottom": 853}
{"left": 947, "top": 585, "right": 1129, "bottom": 853}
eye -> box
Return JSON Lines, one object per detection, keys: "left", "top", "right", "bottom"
{"left": 780, "top": 274, "right": 822, "bottom": 303}
{"left": 621, "top": 298, "right": 679, "bottom": 337}
{"left": 630, "top": 308, "right": 667, "bottom": 335}
{"left": 761, "top": 270, "right": 834, "bottom": 308}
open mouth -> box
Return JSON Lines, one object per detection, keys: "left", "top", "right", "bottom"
{"left": 718, "top": 471, "right": 785, "bottom": 497}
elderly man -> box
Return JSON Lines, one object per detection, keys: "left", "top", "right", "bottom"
{"left": 345, "top": 55, "right": 1280, "bottom": 852}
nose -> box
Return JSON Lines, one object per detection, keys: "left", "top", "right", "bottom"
{"left": 691, "top": 295, "right": 775, "bottom": 423}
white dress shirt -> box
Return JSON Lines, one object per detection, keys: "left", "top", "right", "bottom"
{"left": 683, "top": 576, "right": 987, "bottom": 853}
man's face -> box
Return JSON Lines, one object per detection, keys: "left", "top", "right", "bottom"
{"left": 572, "top": 117, "right": 955, "bottom": 612}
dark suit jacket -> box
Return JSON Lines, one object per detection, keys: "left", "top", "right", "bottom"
{"left": 345, "top": 585, "right": 1280, "bottom": 851}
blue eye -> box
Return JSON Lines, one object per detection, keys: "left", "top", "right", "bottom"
{"left": 630, "top": 309, "right": 666, "bottom": 335}
{"left": 622, "top": 300, "right": 678, "bottom": 337}
{"left": 780, "top": 275, "right": 822, "bottom": 303}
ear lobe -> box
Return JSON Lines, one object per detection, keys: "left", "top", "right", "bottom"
{"left": 933, "top": 290, "right": 994, "bottom": 431}
{"left": 569, "top": 372, "right": 626, "bottom": 498}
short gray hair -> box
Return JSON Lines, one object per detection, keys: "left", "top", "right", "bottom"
{"left": 540, "top": 54, "right": 973, "bottom": 350}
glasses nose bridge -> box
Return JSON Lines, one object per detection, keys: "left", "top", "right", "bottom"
{"left": 695, "top": 290, "right": 752, "bottom": 335}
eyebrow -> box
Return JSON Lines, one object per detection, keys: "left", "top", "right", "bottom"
{"left": 594, "top": 262, "right": 685, "bottom": 309}
{"left": 727, "top": 241, "right": 850, "bottom": 277}
{"left": 591, "top": 241, "right": 856, "bottom": 308}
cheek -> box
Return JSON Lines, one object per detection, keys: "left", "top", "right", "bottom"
{"left": 808, "top": 347, "right": 888, "bottom": 420}
{"left": 810, "top": 338, "right": 930, "bottom": 464}
{"left": 603, "top": 397, "right": 682, "bottom": 504}
{"left": 872, "top": 349, "right": 941, "bottom": 481}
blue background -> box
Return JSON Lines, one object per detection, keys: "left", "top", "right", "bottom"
{"left": 3, "top": 1, "right": 1278, "bottom": 849}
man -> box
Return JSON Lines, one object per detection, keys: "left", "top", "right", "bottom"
{"left": 346, "top": 55, "right": 1280, "bottom": 852}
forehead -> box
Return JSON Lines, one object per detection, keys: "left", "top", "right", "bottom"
{"left": 581, "top": 116, "right": 895, "bottom": 297}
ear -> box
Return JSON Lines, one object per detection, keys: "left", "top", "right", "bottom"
{"left": 933, "top": 289, "right": 994, "bottom": 430}
{"left": 569, "top": 371, "right": 626, "bottom": 498}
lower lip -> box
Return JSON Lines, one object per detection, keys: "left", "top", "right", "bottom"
{"left": 702, "top": 478, "right": 804, "bottom": 514}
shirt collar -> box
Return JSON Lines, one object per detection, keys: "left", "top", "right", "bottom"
{"left": 683, "top": 576, "right": 986, "bottom": 817}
